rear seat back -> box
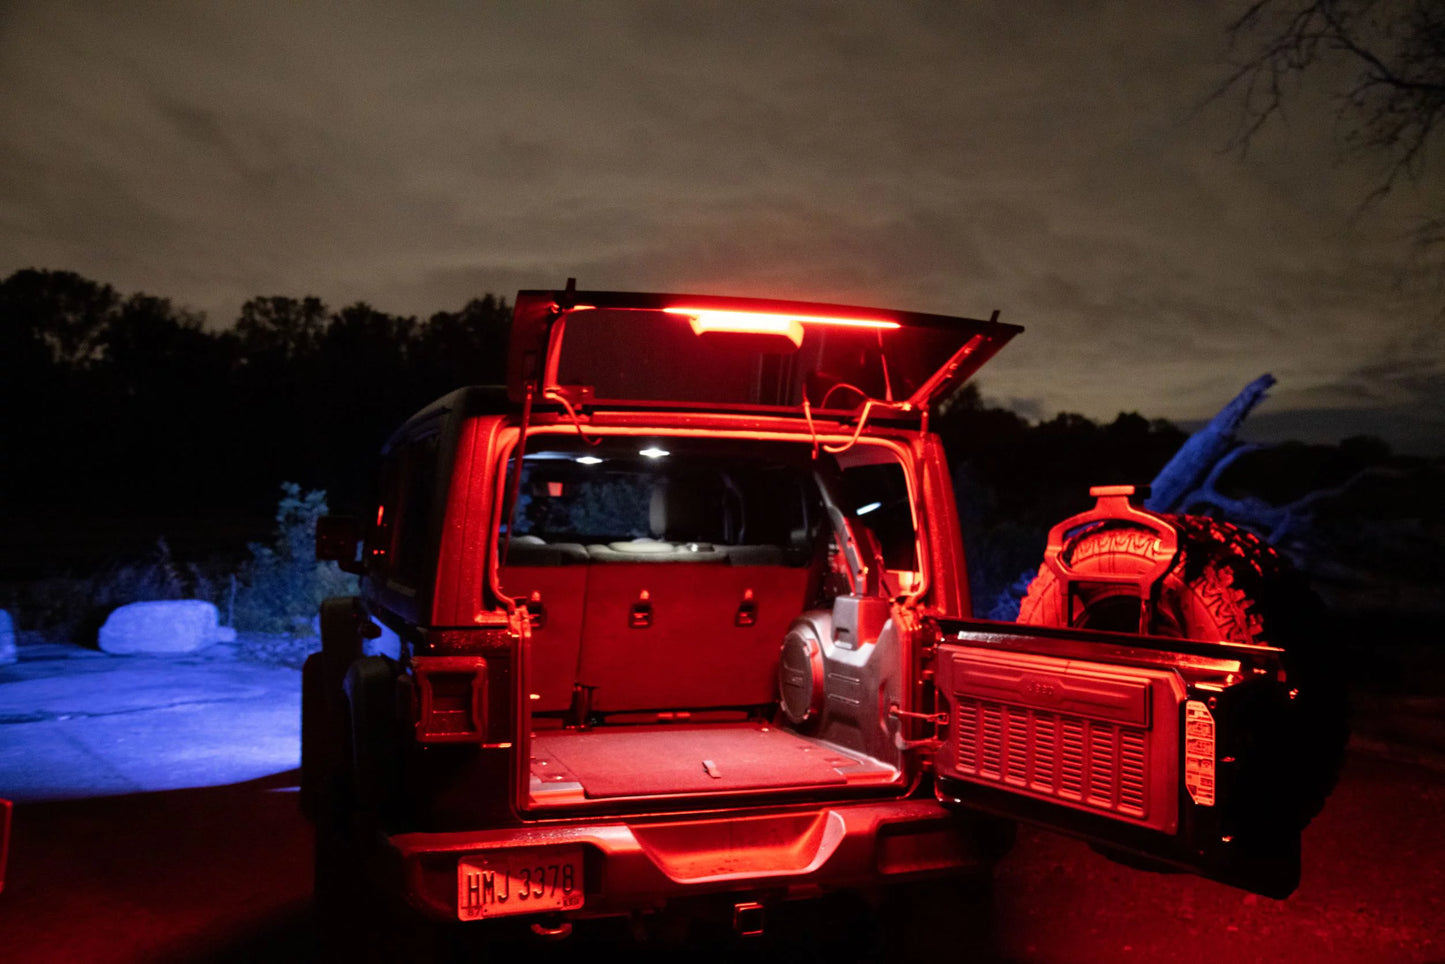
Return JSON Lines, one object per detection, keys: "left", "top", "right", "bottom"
{"left": 501, "top": 538, "right": 588, "bottom": 713}
{"left": 503, "top": 542, "right": 812, "bottom": 716}
{"left": 584, "top": 540, "right": 729, "bottom": 563}
{"left": 502, "top": 456, "right": 825, "bottom": 717}
{"left": 576, "top": 562, "right": 811, "bottom": 713}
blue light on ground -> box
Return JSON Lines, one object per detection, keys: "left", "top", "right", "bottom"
{"left": 0, "top": 643, "right": 300, "bottom": 803}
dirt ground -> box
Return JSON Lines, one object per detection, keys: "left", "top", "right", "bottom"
{"left": 992, "top": 751, "right": 1445, "bottom": 963}
{"left": 0, "top": 749, "right": 1441, "bottom": 962}
{"left": 2, "top": 630, "right": 1443, "bottom": 962}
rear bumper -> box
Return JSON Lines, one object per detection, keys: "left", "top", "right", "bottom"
{"left": 387, "top": 798, "right": 981, "bottom": 922}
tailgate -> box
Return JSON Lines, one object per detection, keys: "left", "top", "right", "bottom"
{"left": 932, "top": 620, "right": 1305, "bottom": 898}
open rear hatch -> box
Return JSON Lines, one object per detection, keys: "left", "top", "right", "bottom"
{"left": 505, "top": 287, "right": 1021, "bottom": 417}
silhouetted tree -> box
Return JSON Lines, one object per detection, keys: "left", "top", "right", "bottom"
{"left": 1219, "top": 1, "right": 1445, "bottom": 251}
{"left": 0, "top": 268, "right": 1200, "bottom": 593}
{"left": 0, "top": 268, "right": 118, "bottom": 368}
{"left": 236, "top": 295, "right": 328, "bottom": 361}
{"left": 413, "top": 294, "right": 511, "bottom": 388}
{"left": 934, "top": 382, "right": 1190, "bottom": 614}
{"left": 1, "top": 271, "right": 120, "bottom": 510}
{"left": 99, "top": 294, "right": 236, "bottom": 509}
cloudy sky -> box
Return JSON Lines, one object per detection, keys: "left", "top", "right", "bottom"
{"left": 2, "top": 1, "right": 1441, "bottom": 453}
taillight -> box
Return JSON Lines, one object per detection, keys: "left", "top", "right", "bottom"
{"left": 413, "top": 656, "right": 488, "bottom": 743}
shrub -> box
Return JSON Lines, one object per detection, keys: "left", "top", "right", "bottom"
{"left": 233, "top": 482, "right": 357, "bottom": 634}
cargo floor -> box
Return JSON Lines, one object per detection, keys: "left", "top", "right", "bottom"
{"left": 529, "top": 722, "right": 898, "bottom": 801}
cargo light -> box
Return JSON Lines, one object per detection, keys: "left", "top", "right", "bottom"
{"left": 664, "top": 307, "right": 900, "bottom": 349}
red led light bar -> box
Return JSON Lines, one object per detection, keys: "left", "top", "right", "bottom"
{"left": 663, "top": 306, "right": 900, "bottom": 341}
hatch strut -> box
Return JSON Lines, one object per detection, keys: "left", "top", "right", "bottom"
{"left": 801, "top": 396, "right": 821, "bottom": 459}
{"left": 501, "top": 285, "right": 599, "bottom": 574}
{"left": 498, "top": 380, "right": 536, "bottom": 593}
{"left": 875, "top": 327, "right": 894, "bottom": 402}
{"left": 539, "top": 279, "right": 601, "bottom": 446}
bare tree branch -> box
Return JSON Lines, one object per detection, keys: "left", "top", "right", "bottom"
{"left": 1217, "top": 0, "right": 1445, "bottom": 203}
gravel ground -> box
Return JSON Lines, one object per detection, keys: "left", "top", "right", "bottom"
{"left": 232, "top": 631, "right": 319, "bottom": 670}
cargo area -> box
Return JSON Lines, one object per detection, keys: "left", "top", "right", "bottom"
{"left": 507, "top": 541, "right": 910, "bottom": 809}
{"left": 529, "top": 722, "right": 900, "bottom": 804}
{"left": 499, "top": 433, "right": 919, "bottom": 810}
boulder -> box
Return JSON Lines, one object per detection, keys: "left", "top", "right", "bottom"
{"left": 0, "top": 609, "right": 15, "bottom": 664}
{"left": 98, "top": 600, "right": 237, "bottom": 655}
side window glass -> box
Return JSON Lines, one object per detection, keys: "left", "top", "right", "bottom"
{"left": 366, "top": 456, "right": 401, "bottom": 575}
{"left": 840, "top": 462, "right": 918, "bottom": 572}
{"left": 368, "top": 433, "right": 440, "bottom": 590}
{"left": 394, "top": 434, "right": 441, "bottom": 588}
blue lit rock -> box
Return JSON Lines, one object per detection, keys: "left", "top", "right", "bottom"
{"left": 0, "top": 609, "right": 15, "bottom": 664}
{"left": 98, "top": 600, "right": 238, "bottom": 655}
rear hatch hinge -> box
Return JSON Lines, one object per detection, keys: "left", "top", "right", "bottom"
{"left": 889, "top": 702, "right": 948, "bottom": 753}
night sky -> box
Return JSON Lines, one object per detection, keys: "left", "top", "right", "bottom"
{"left": 2, "top": 2, "right": 1441, "bottom": 453}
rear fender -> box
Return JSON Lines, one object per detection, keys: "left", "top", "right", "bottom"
{"left": 344, "top": 656, "right": 407, "bottom": 820}
{"left": 304, "top": 596, "right": 382, "bottom": 820}
{"left": 318, "top": 596, "right": 371, "bottom": 685}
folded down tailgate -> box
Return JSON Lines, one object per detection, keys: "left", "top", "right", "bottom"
{"left": 930, "top": 621, "right": 1305, "bottom": 899}
{"left": 939, "top": 647, "right": 1184, "bottom": 835}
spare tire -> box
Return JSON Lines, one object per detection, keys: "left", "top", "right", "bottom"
{"left": 1017, "top": 514, "right": 1346, "bottom": 826}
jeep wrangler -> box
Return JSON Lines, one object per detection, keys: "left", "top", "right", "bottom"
{"left": 304, "top": 286, "right": 1343, "bottom": 957}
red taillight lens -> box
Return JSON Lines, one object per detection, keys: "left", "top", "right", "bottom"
{"left": 413, "top": 656, "right": 488, "bottom": 743}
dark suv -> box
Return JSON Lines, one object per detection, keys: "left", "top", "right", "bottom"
{"left": 305, "top": 287, "right": 1340, "bottom": 956}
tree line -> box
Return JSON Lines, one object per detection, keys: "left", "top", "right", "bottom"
{"left": 1, "top": 268, "right": 510, "bottom": 574}
{"left": 1, "top": 267, "right": 1195, "bottom": 580}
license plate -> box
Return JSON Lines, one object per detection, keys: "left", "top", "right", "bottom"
{"left": 456, "top": 847, "right": 584, "bottom": 920}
